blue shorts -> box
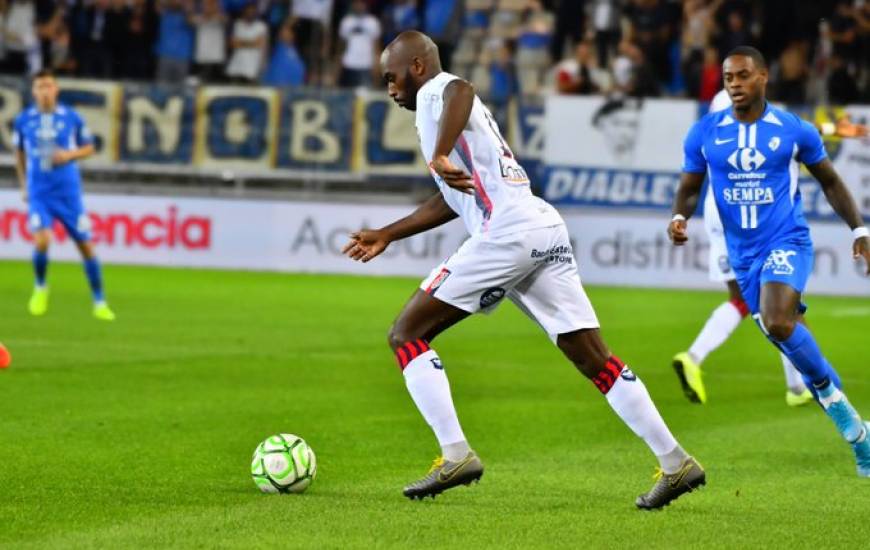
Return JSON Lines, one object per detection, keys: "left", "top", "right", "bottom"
{"left": 29, "top": 194, "right": 92, "bottom": 242}
{"left": 734, "top": 241, "right": 813, "bottom": 315}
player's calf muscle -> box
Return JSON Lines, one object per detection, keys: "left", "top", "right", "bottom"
{"left": 557, "top": 329, "right": 611, "bottom": 379}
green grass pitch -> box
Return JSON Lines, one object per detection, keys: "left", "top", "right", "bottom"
{"left": 1, "top": 260, "right": 869, "bottom": 548}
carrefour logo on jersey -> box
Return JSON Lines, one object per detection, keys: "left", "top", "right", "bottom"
{"left": 727, "top": 147, "right": 767, "bottom": 171}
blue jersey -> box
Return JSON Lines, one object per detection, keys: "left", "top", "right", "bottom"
{"left": 12, "top": 104, "right": 94, "bottom": 199}
{"left": 682, "top": 103, "right": 827, "bottom": 270}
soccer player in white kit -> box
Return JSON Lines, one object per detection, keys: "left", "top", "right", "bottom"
{"left": 342, "top": 31, "right": 705, "bottom": 509}
{"left": 673, "top": 89, "right": 868, "bottom": 406}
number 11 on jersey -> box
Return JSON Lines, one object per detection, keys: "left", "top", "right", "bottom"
{"left": 740, "top": 205, "right": 758, "bottom": 229}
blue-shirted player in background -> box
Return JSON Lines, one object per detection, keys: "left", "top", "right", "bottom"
{"left": 13, "top": 69, "right": 116, "bottom": 321}
{"left": 669, "top": 46, "right": 870, "bottom": 477}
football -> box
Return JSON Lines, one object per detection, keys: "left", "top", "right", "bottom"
{"left": 251, "top": 434, "right": 317, "bottom": 494}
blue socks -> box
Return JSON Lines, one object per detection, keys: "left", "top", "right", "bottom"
{"left": 33, "top": 250, "right": 48, "bottom": 286}
{"left": 777, "top": 323, "right": 839, "bottom": 388}
{"left": 775, "top": 324, "right": 863, "bottom": 443}
{"left": 83, "top": 257, "right": 105, "bottom": 303}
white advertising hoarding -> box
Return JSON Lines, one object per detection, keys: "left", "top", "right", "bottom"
{"left": 1, "top": 191, "right": 867, "bottom": 296}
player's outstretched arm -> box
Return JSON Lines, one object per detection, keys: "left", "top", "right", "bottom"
{"left": 342, "top": 193, "right": 458, "bottom": 263}
{"left": 668, "top": 172, "right": 705, "bottom": 246}
{"left": 429, "top": 79, "right": 476, "bottom": 195}
{"left": 806, "top": 159, "right": 870, "bottom": 274}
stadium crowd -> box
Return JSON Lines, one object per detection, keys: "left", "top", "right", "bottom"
{"left": 0, "top": 0, "right": 868, "bottom": 104}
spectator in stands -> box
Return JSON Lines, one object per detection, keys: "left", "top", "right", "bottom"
{"left": 489, "top": 40, "right": 518, "bottom": 105}
{"left": 49, "top": 18, "right": 75, "bottom": 74}
{"left": 35, "top": 0, "right": 59, "bottom": 71}
{"left": 774, "top": 39, "right": 808, "bottom": 104}
{"left": 681, "top": 0, "right": 718, "bottom": 99}
{"left": 623, "top": 0, "right": 672, "bottom": 85}
{"left": 155, "top": 0, "right": 195, "bottom": 84}
{"left": 78, "top": 0, "right": 113, "bottom": 78}
{"left": 697, "top": 45, "right": 720, "bottom": 101}
{"left": 549, "top": 0, "right": 585, "bottom": 62}
{"left": 612, "top": 39, "right": 659, "bottom": 97}
{"left": 262, "top": 20, "right": 305, "bottom": 87}
{"left": 291, "top": 0, "right": 333, "bottom": 85}
{"left": 715, "top": 9, "right": 752, "bottom": 62}
{"left": 828, "top": 1, "right": 858, "bottom": 64}
{"left": 382, "top": 0, "right": 419, "bottom": 46}
{"left": 516, "top": 0, "right": 554, "bottom": 95}
{"left": 105, "top": 0, "right": 131, "bottom": 78}
{"left": 191, "top": 0, "right": 227, "bottom": 82}
{"left": 423, "top": 0, "right": 463, "bottom": 73}
{"left": 336, "top": 0, "right": 381, "bottom": 88}
{"left": 125, "top": 0, "right": 157, "bottom": 80}
{"left": 263, "top": 0, "right": 291, "bottom": 42}
{"left": 555, "top": 41, "right": 609, "bottom": 95}
{"left": 590, "top": 0, "right": 621, "bottom": 68}
{"left": 3, "top": 0, "right": 37, "bottom": 74}
{"left": 827, "top": 52, "right": 859, "bottom": 105}
{"left": 225, "top": 2, "right": 268, "bottom": 83}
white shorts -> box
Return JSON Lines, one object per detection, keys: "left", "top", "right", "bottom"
{"left": 419, "top": 224, "right": 600, "bottom": 341}
{"left": 703, "top": 188, "right": 736, "bottom": 283}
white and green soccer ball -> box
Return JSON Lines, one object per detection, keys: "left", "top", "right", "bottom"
{"left": 251, "top": 434, "right": 317, "bottom": 494}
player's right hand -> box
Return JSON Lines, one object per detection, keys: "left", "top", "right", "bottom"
{"left": 342, "top": 229, "right": 391, "bottom": 263}
{"left": 668, "top": 219, "right": 688, "bottom": 246}
{"left": 20, "top": 188, "right": 28, "bottom": 203}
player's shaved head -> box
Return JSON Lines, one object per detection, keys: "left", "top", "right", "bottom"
{"left": 723, "top": 45, "right": 768, "bottom": 116}
{"left": 381, "top": 31, "right": 442, "bottom": 111}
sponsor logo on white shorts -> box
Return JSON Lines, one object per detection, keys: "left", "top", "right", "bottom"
{"left": 479, "top": 287, "right": 505, "bottom": 309}
{"left": 763, "top": 249, "right": 797, "bottom": 276}
{"left": 531, "top": 245, "right": 574, "bottom": 265}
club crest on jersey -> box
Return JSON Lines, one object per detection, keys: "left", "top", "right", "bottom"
{"left": 768, "top": 136, "right": 780, "bottom": 151}
{"left": 763, "top": 249, "right": 797, "bottom": 276}
{"left": 620, "top": 368, "right": 637, "bottom": 381}
{"left": 479, "top": 287, "right": 506, "bottom": 309}
{"left": 728, "top": 148, "right": 766, "bottom": 171}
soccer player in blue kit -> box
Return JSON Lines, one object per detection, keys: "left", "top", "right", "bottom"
{"left": 669, "top": 47, "right": 870, "bottom": 477}
{"left": 13, "top": 70, "right": 115, "bottom": 321}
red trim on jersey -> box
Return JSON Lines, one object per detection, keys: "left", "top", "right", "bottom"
{"left": 729, "top": 297, "right": 750, "bottom": 318}
{"left": 456, "top": 134, "right": 493, "bottom": 230}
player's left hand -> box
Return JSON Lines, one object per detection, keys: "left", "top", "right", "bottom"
{"left": 429, "top": 154, "right": 475, "bottom": 195}
{"left": 853, "top": 236, "right": 870, "bottom": 276}
{"left": 52, "top": 150, "right": 74, "bottom": 166}
{"left": 835, "top": 116, "right": 869, "bottom": 139}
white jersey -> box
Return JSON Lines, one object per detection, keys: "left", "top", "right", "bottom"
{"left": 415, "top": 72, "right": 562, "bottom": 238}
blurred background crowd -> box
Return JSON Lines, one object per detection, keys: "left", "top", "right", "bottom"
{"left": 0, "top": 0, "right": 869, "bottom": 105}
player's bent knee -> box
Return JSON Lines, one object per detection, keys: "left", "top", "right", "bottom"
{"left": 387, "top": 324, "right": 422, "bottom": 353}
{"left": 762, "top": 315, "right": 796, "bottom": 341}
{"left": 34, "top": 232, "right": 51, "bottom": 251}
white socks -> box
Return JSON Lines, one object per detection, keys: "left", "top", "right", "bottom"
{"left": 401, "top": 346, "right": 469, "bottom": 461}
{"left": 781, "top": 354, "right": 808, "bottom": 394}
{"left": 688, "top": 300, "right": 745, "bottom": 364}
{"left": 597, "top": 358, "right": 686, "bottom": 473}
